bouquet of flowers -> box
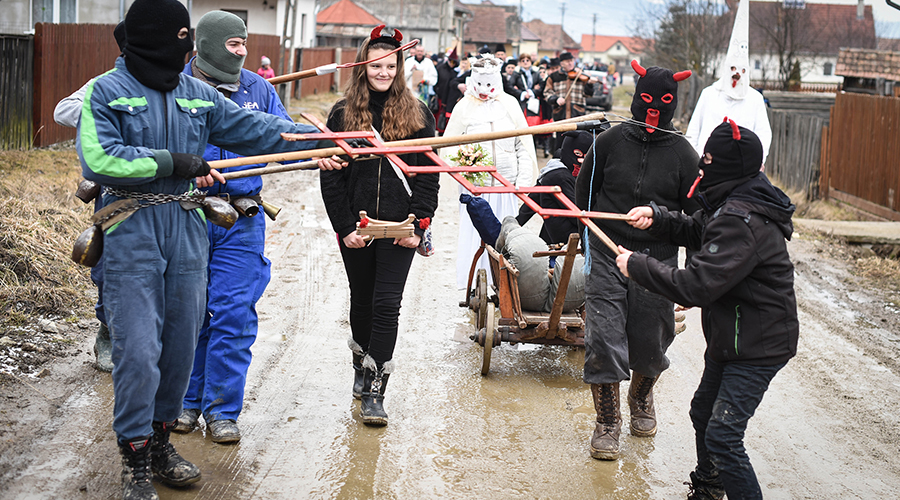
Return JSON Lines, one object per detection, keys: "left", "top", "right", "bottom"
{"left": 449, "top": 143, "right": 493, "bottom": 187}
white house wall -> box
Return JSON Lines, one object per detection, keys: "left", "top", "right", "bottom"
{"left": 746, "top": 53, "right": 844, "bottom": 85}
{"left": 0, "top": 0, "right": 33, "bottom": 34}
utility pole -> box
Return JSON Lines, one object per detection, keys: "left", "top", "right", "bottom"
{"left": 560, "top": 3, "right": 566, "bottom": 31}
{"left": 592, "top": 13, "right": 597, "bottom": 51}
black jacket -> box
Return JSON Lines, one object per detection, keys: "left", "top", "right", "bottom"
{"left": 628, "top": 174, "right": 799, "bottom": 366}
{"left": 435, "top": 61, "right": 457, "bottom": 106}
{"left": 575, "top": 122, "right": 700, "bottom": 261}
{"left": 510, "top": 68, "right": 544, "bottom": 115}
{"left": 516, "top": 160, "right": 578, "bottom": 244}
{"left": 320, "top": 94, "right": 440, "bottom": 239}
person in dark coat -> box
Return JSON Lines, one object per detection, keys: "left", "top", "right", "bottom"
{"left": 434, "top": 49, "right": 460, "bottom": 133}
{"left": 517, "top": 130, "right": 599, "bottom": 244}
{"left": 575, "top": 60, "right": 699, "bottom": 462}
{"left": 616, "top": 119, "right": 798, "bottom": 500}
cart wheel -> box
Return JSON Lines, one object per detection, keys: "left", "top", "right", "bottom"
{"left": 475, "top": 269, "right": 488, "bottom": 330}
{"left": 481, "top": 304, "right": 495, "bottom": 376}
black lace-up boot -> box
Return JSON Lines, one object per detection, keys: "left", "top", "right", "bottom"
{"left": 119, "top": 436, "right": 158, "bottom": 500}
{"left": 590, "top": 382, "right": 621, "bottom": 460}
{"left": 360, "top": 355, "right": 392, "bottom": 426}
{"left": 685, "top": 470, "right": 725, "bottom": 500}
{"left": 150, "top": 421, "right": 201, "bottom": 487}
{"left": 628, "top": 371, "right": 659, "bottom": 437}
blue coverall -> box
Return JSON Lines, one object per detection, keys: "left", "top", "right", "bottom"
{"left": 78, "top": 57, "right": 317, "bottom": 443}
{"left": 181, "top": 62, "right": 289, "bottom": 423}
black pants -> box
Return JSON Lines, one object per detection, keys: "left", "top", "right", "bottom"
{"left": 690, "top": 353, "right": 786, "bottom": 500}
{"left": 339, "top": 238, "right": 416, "bottom": 363}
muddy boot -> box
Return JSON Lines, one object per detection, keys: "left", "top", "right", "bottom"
{"left": 589, "top": 383, "right": 621, "bottom": 460}
{"left": 685, "top": 470, "right": 725, "bottom": 500}
{"left": 172, "top": 408, "right": 200, "bottom": 433}
{"left": 119, "top": 436, "right": 159, "bottom": 500}
{"left": 360, "top": 355, "right": 392, "bottom": 426}
{"left": 628, "top": 371, "right": 658, "bottom": 437}
{"left": 349, "top": 339, "right": 366, "bottom": 400}
{"left": 150, "top": 421, "right": 201, "bottom": 487}
{"left": 208, "top": 419, "right": 241, "bottom": 444}
{"left": 94, "top": 323, "right": 114, "bottom": 372}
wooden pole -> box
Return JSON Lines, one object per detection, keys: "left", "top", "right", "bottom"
{"left": 209, "top": 113, "right": 607, "bottom": 171}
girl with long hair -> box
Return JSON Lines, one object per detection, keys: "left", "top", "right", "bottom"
{"left": 318, "top": 26, "right": 439, "bottom": 426}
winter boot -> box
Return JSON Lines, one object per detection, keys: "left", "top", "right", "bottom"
{"left": 119, "top": 436, "right": 159, "bottom": 500}
{"left": 685, "top": 470, "right": 725, "bottom": 500}
{"left": 150, "top": 421, "right": 201, "bottom": 487}
{"left": 172, "top": 408, "right": 201, "bottom": 433}
{"left": 628, "top": 371, "right": 659, "bottom": 437}
{"left": 360, "top": 355, "right": 392, "bottom": 426}
{"left": 589, "top": 383, "right": 622, "bottom": 460}
{"left": 208, "top": 419, "right": 241, "bottom": 443}
{"left": 94, "top": 323, "right": 114, "bottom": 372}
{"left": 349, "top": 338, "right": 366, "bottom": 400}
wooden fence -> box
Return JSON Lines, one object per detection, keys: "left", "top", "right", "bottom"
{"left": 765, "top": 110, "right": 827, "bottom": 199}
{"left": 822, "top": 92, "right": 900, "bottom": 220}
{"left": 762, "top": 91, "right": 835, "bottom": 199}
{"left": 32, "top": 24, "right": 122, "bottom": 148}
{"left": 0, "top": 36, "right": 34, "bottom": 149}
{"left": 28, "top": 23, "right": 282, "bottom": 148}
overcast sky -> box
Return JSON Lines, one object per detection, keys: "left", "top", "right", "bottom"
{"left": 489, "top": 0, "right": 900, "bottom": 42}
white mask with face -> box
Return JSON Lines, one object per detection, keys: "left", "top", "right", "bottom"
{"left": 465, "top": 56, "right": 504, "bottom": 101}
{"left": 715, "top": 0, "right": 751, "bottom": 100}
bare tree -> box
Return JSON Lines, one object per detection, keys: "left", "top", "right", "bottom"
{"left": 630, "top": 0, "right": 730, "bottom": 122}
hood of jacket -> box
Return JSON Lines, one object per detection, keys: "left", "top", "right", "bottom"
{"left": 725, "top": 172, "right": 795, "bottom": 240}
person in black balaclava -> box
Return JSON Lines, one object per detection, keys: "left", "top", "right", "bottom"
{"left": 122, "top": 0, "right": 195, "bottom": 91}
{"left": 574, "top": 59, "right": 700, "bottom": 463}
{"left": 616, "top": 119, "right": 797, "bottom": 500}
{"left": 516, "top": 129, "right": 603, "bottom": 244}
{"left": 76, "top": 0, "right": 326, "bottom": 498}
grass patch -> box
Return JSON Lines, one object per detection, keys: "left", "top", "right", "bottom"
{"left": 0, "top": 149, "right": 94, "bottom": 328}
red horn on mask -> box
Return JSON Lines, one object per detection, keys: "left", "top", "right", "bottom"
{"left": 393, "top": 28, "right": 403, "bottom": 42}
{"left": 370, "top": 24, "right": 385, "bottom": 40}
{"left": 631, "top": 59, "right": 646, "bottom": 77}
{"left": 726, "top": 117, "right": 741, "bottom": 140}
{"left": 673, "top": 70, "right": 692, "bottom": 82}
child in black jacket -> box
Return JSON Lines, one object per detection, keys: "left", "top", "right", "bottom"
{"left": 616, "top": 119, "right": 798, "bottom": 500}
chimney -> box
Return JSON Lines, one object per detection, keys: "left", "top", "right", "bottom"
{"left": 858, "top": 0, "right": 864, "bottom": 20}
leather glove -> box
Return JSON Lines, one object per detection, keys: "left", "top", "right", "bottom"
{"left": 171, "top": 153, "right": 211, "bottom": 179}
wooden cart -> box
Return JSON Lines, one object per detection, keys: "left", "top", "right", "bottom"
{"left": 460, "top": 233, "right": 585, "bottom": 375}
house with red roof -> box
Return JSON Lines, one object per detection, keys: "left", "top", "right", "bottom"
{"left": 316, "top": 0, "right": 383, "bottom": 47}
{"left": 459, "top": 1, "right": 522, "bottom": 57}
{"left": 523, "top": 19, "right": 581, "bottom": 61}
{"left": 741, "top": 1, "right": 876, "bottom": 86}
{"left": 580, "top": 35, "right": 648, "bottom": 73}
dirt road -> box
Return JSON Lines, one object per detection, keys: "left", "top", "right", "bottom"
{"left": 1, "top": 167, "right": 899, "bottom": 499}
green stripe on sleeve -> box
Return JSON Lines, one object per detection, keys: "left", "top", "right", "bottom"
{"left": 80, "top": 73, "right": 162, "bottom": 179}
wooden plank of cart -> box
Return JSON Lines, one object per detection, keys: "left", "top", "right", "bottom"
{"left": 460, "top": 232, "right": 585, "bottom": 375}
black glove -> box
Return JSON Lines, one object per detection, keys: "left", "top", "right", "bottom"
{"left": 171, "top": 153, "right": 211, "bottom": 179}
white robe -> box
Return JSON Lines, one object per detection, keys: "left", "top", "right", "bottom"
{"left": 686, "top": 85, "right": 772, "bottom": 163}
{"left": 441, "top": 92, "right": 537, "bottom": 289}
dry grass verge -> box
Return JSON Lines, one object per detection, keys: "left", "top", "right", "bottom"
{"left": 0, "top": 149, "right": 94, "bottom": 379}
{"left": 0, "top": 149, "right": 94, "bottom": 324}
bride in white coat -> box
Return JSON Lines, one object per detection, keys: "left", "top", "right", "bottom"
{"left": 441, "top": 55, "right": 537, "bottom": 289}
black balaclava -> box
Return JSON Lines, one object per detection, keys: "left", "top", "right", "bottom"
{"left": 113, "top": 21, "right": 127, "bottom": 54}
{"left": 123, "top": 0, "right": 193, "bottom": 92}
{"left": 556, "top": 130, "right": 594, "bottom": 177}
{"left": 629, "top": 59, "right": 691, "bottom": 133}
{"left": 689, "top": 118, "right": 763, "bottom": 209}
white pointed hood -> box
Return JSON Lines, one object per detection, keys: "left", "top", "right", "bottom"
{"left": 715, "top": 0, "right": 751, "bottom": 100}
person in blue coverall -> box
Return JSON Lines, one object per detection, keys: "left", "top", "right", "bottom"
{"left": 76, "top": 1, "right": 321, "bottom": 498}
{"left": 172, "top": 10, "right": 288, "bottom": 444}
